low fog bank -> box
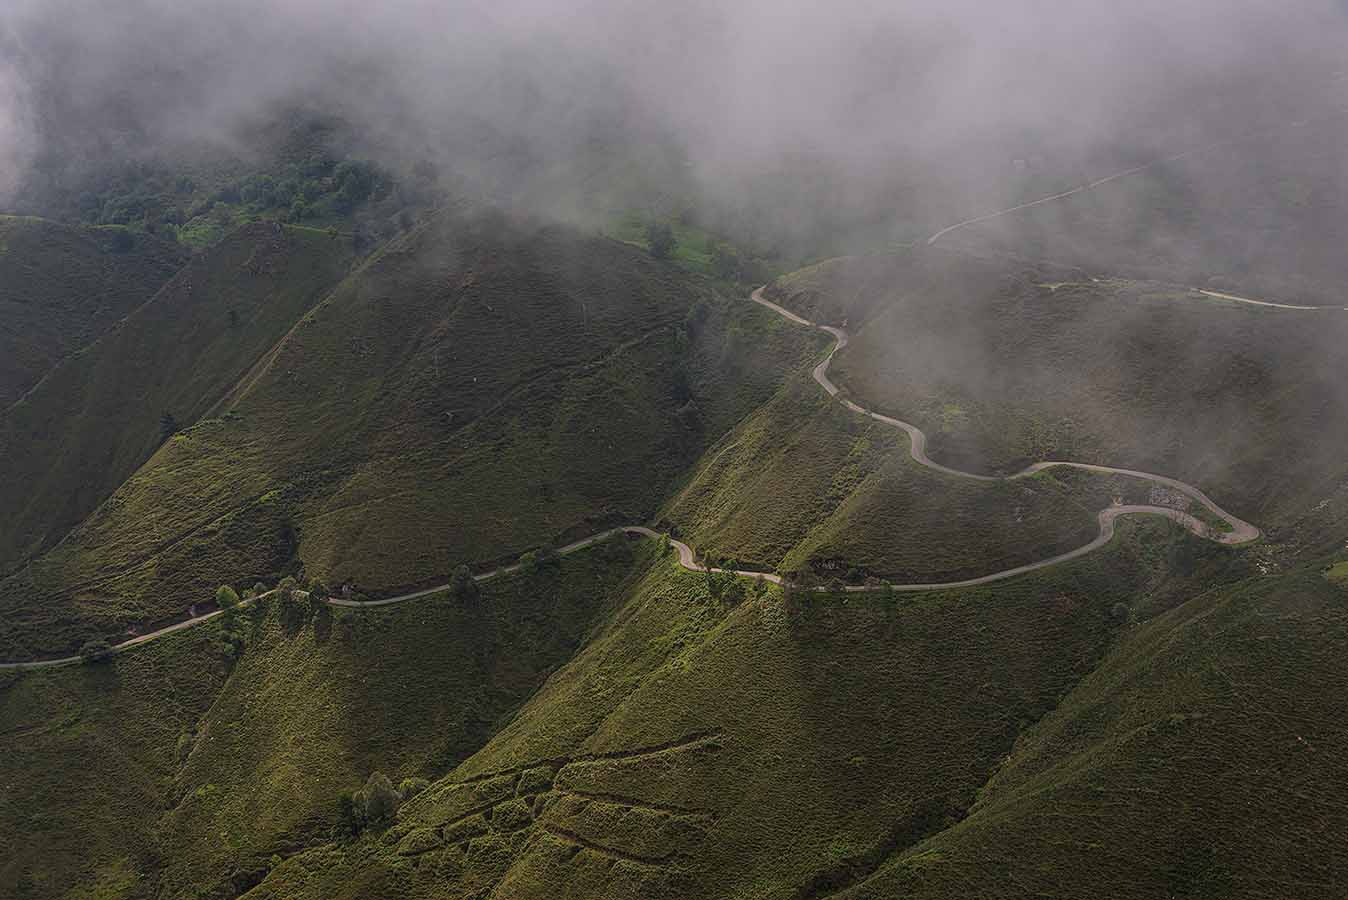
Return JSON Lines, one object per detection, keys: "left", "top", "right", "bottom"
{"left": 2, "top": 0, "right": 1346, "bottom": 258}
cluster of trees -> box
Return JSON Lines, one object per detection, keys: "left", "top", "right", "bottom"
{"left": 336, "top": 771, "right": 430, "bottom": 837}
{"left": 64, "top": 150, "right": 444, "bottom": 253}
{"left": 78, "top": 638, "right": 113, "bottom": 664}
{"left": 779, "top": 565, "right": 897, "bottom": 618}
{"left": 207, "top": 575, "right": 331, "bottom": 660}
{"left": 639, "top": 212, "right": 773, "bottom": 285}
{"left": 449, "top": 565, "right": 480, "bottom": 606}
{"left": 517, "top": 542, "right": 561, "bottom": 577}
{"left": 76, "top": 156, "right": 393, "bottom": 233}
{"left": 709, "top": 241, "right": 770, "bottom": 285}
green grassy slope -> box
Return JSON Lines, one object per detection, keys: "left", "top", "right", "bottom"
{"left": 1, "top": 538, "right": 649, "bottom": 900}
{"left": 0, "top": 223, "right": 353, "bottom": 573}
{"left": 0, "top": 215, "right": 185, "bottom": 406}
{"left": 0, "top": 624, "right": 228, "bottom": 900}
{"left": 0, "top": 210, "right": 820, "bottom": 660}
{"left": 837, "top": 564, "right": 1348, "bottom": 899}
{"left": 245, "top": 522, "right": 1239, "bottom": 900}
{"left": 767, "top": 249, "right": 1348, "bottom": 525}
{"left": 662, "top": 370, "right": 1218, "bottom": 584}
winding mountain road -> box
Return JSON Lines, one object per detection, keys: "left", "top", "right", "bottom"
{"left": 1, "top": 281, "right": 1267, "bottom": 671}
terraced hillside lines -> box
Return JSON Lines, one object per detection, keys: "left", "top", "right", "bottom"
{"left": 3, "top": 538, "right": 651, "bottom": 900}
{"left": 0, "top": 216, "right": 187, "bottom": 408}
{"left": 748, "top": 287, "right": 1259, "bottom": 543}
{"left": 392, "top": 730, "right": 724, "bottom": 879}
{"left": 246, "top": 519, "right": 1213, "bottom": 900}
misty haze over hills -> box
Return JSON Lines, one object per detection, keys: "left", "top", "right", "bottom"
{"left": 3, "top": 3, "right": 1348, "bottom": 900}
{"left": 4, "top": 0, "right": 1347, "bottom": 257}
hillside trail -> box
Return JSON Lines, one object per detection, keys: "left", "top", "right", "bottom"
{"left": 2, "top": 281, "right": 1267, "bottom": 670}
{"left": 30, "top": 126, "right": 1348, "bottom": 669}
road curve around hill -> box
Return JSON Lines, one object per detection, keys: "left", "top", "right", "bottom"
{"left": 749, "top": 286, "right": 1260, "bottom": 548}
{"left": 0, "top": 286, "right": 1263, "bottom": 670}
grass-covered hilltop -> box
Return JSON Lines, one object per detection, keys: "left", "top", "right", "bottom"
{"left": 4, "top": 3, "right": 1348, "bottom": 896}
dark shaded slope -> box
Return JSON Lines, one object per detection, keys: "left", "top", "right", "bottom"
{"left": 837, "top": 564, "right": 1348, "bottom": 900}
{"left": 0, "top": 223, "right": 354, "bottom": 571}
{"left": 0, "top": 210, "right": 819, "bottom": 659}
{"left": 0, "top": 215, "right": 186, "bottom": 406}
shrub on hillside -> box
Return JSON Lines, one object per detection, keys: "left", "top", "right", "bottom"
{"left": 359, "top": 771, "right": 401, "bottom": 824}
{"left": 399, "top": 777, "right": 430, "bottom": 801}
{"left": 79, "top": 638, "right": 114, "bottom": 664}
{"left": 712, "top": 243, "right": 743, "bottom": 281}
{"left": 449, "top": 565, "right": 480, "bottom": 605}
{"left": 782, "top": 569, "right": 818, "bottom": 619}
{"left": 520, "top": 544, "right": 559, "bottom": 577}
{"left": 307, "top": 580, "right": 330, "bottom": 613}
{"left": 214, "top": 585, "right": 240, "bottom": 609}
{"left": 336, "top": 771, "right": 404, "bottom": 837}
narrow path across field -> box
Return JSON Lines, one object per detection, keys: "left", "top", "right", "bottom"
{"left": 0, "top": 283, "right": 1265, "bottom": 670}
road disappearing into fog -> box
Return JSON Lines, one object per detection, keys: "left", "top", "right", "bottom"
{"left": 749, "top": 286, "right": 1260, "bottom": 540}
{"left": 1, "top": 282, "right": 1268, "bottom": 671}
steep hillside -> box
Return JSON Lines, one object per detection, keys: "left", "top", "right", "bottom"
{"left": 0, "top": 210, "right": 821, "bottom": 660}
{"left": 0, "top": 537, "right": 649, "bottom": 900}
{"left": 835, "top": 561, "right": 1348, "bottom": 899}
{"left": 244, "top": 521, "right": 1246, "bottom": 900}
{"left": 661, "top": 371, "right": 1223, "bottom": 584}
{"left": 0, "top": 223, "right": 354, "bottom": 574}
{"left": 766, "top": 249, "right": 1348, "bottom": 525}
{"left": 0, "top": 621, "right": 228, "bottom": 900}
{"left": 0, "top": 215, "right": 185, "bottom": 406}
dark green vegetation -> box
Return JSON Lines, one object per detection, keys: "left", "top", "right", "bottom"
{"left": 0, "top": 208, "right": 822, "bottom": 660}
{"left": 768, "top": 249, "right": 1348, "bottom": 526}
{"left": 0, "top": 216, "right": 185, "bottom": 406}
{"left": 21, "top": 129, "right": 426, "bottom": 253}
{"left": 604, "top": 212, "right": 776, "bottom": 285}
{"left": 838, "top": 565, "right": 1348, "bottom": 899}
{"left": 0, "top": 223, "right": 354, "bottom": 576}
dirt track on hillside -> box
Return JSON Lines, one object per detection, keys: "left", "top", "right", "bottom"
{"left": 1, "top": 284, "right": 1267, "bottom": 670}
